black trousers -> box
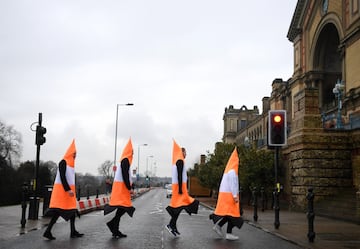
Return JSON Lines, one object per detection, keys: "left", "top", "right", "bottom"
{"left": 108, "top": 208, "right": 126, "bottom": 231}
{"left": 218, "top": 217, "right": 234, "bottom": 233}
{"left": 169, "top": 211, "right": 180, "bottom": 229}
{"left": 45, "top": 213, "right": 77, "bottom": 234}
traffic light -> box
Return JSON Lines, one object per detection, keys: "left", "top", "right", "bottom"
{"left": 36, "top": 125, "right": 47, "bottom": 146}
{"left": 268, "top": 110, "right": 286, "bottom": 146}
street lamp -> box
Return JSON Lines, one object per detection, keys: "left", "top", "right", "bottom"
{"left": 151, "top": 161, "right": 156, "bottom": 176}
{"left": 113, "top": 103, "right": 134, "bottom": 176}
{"left": 137, "top": 144, "right": 148, "bottom": 178}
{"left": 146, "top": 155, "right": 154, "bottom": 176}
{"left": 244, "top": 136, "right": 250, "bottom": 148}
{"left": 146, "top": 155, "right": 153, "bottom": 188}
{"left": 333, "top": 79, "right": 345, "bottom": 129}
{"left": 153, "top": 164, "right": 157, "bottom": 176}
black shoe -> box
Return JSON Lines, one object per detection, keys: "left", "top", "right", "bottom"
{"left": 174, "top": 229, "right": 181, "bottom": 235}
{"left": 43, "top": 231, "right": 56, "bottom": 240}
{"left": 70, "top": 231, "right": 84, "bottom": 238}
{"left": 165, "top": 224, "right": 177, "bottom": 236}
{"left": 113, "top": 230, "right": 127, "bottom": 238}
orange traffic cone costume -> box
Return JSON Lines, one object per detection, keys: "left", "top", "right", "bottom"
{"left": 165, "top": 140, "right": 199, "bottom": 236}
{"left": 210, "top": 147, "right": 243, "bottom": 232}
{"left": 46, "top": 139, "right": 78, "bottom": 220}
{"left": 104, "top": 138, "right": 135, "bottom": 238}
{"left": 43, "top": 139, "right": 83, "bottom": 240}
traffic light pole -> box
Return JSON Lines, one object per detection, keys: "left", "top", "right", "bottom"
{"left": 274, "top": 146, "right": 280, "bottom": 229}
{"left": 29, "top": 113, "right": 43, "bottom": 220}
{"left": 35, "top": 113, "right": 42, "bottom": 193}
{"left": 268, "top": 109, "right": 286, "bottom": 229}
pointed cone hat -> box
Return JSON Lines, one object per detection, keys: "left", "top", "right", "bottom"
{"left": 224, "top": 147, "right": 239, "bottom": 174}
{"left": 63, "top": 139, "right": 76, "bottom": 167}
{"left": 172, "top": 139, "right": 184, "bottom": 165}
{"left": 120, "top": 138, "right": 133, "bottom": 165}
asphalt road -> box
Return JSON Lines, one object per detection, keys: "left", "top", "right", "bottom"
{"left": 0, "top": 188, "right": 303, "bottom": 249}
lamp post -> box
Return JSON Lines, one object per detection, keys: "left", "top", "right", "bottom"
{"left": 146, "top": 155, "right": 153, "bottom": 188}
{"left": 153, "top": 164, "right": 157, "bottom": 176}
{"left": 137, "top": 144, "right": 148, "bottom": 179}
{"left": 113, "top": 103, "right": 134, "bottom": 177}
{"left": 151, "top": 161, "right": 156, "bottom": 176}
{"left": 332, "top": 79, "right": 345, "bottom": 129}
{"left": 244, "top": 136, "right": 250, "bottom": 148}
{"left": 146, "top": 155, "right": 154, "bottom": 176}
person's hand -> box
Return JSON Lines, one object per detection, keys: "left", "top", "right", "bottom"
{"left": 68, "top": 190, "right": 74, "bottom": 197}
{"left": 234, "top": 196, "right": 239, "bottom": 203}
{"left": 130, "top": 189, "right": 134, "bottom": 195}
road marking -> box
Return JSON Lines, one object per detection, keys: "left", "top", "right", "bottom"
{"left": 150, "top": 202, "right": 163, "bottom": 214}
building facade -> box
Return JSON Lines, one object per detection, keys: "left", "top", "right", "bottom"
{"left": 223, "top": 0, "right": 360, "bottom": 222}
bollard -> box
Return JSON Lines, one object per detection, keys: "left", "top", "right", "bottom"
{"left": 307, "top": 187, "right": 315, "bottom": 242}
{"left": 42, "top": 185, "right": 53, "bottom": 217}
{"left": 86, "top": 186, "right": 90, "bottom": 200}
{"left": 20, "top": 182, "right": 28, "bottom": 228}
{"left": 261, "top": 187, "right": 265, "bottom": 212}
{"left": 252, "top": 187, "right": 258, "bottom": 221}
{"left": 77, "top": 186, "right": 81, "bottom": 201}
{"left": 273, "top": 187, "right": 280, "bottom": 229}
{"left": 28, "top": 196, "right": 40, "bottom": 220}
{"left": 239, "top": 186, "right": 243, "bottom": 216}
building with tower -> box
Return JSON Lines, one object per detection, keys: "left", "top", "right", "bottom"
{"left": 223, "top": 0, "right": 360, "bottom": 222}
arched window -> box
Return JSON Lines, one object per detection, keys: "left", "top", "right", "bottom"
{"left": 313, "top": 23, "right": 342, "bottom": 109}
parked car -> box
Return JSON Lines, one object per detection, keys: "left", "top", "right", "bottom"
{"left": 165, "top": 184, "right": 172, "bottom": 198}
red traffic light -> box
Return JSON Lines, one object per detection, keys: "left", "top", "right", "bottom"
{"left": 268, "top": 110, "right": 287, "bottom": 146}
{"left": 273, "top": 115, "right": 282, "bottom": 123}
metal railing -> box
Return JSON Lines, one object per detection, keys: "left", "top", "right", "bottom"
{"left": 322, "top": 112, "right": 360, "bottom": 130}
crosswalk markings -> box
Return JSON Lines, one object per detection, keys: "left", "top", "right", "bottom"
{"left": 150, "top": 202, "right": 163, "bottom": 214}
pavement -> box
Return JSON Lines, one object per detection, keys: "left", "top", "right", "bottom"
{"left": 0, "top": 194, "right": 111, "bottom": 242}
{"left": 1, "top": 192, "right": 360, "bottom": 249}
{"left": 198, "top": 197, "right": 360, "bottom": 249}
{"left": 0, "top": 188, "right": 149, "bottom": 242}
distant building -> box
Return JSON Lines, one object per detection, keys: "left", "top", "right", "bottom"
{"left": 223, "top": 104, "right": 260, "bottom": 145}
{"left": 223, "top": 96, "right": 272, "bottom": 149}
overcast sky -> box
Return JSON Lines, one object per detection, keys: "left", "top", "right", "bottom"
{"left": 0, "top": 0, "right": 297, "bottom": 177}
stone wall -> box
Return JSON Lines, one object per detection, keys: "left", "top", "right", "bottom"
{"left": 284, "top": 87, "right": 354, "bottom": 209}
{"left": 285, "top": 129, "right": 352, "bottom": 208}
{"left": 351, "top": 130, "right": 360, "bottom": 220}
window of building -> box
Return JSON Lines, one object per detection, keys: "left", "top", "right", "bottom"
{"left": 230, "top": 119, "right": 235, "bottom": 131}
{"left": 240, "top": 119, "right": 247, "bottom": 129}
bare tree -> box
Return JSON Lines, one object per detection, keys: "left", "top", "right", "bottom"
{"left": 43, "top": 160, "right": 58, "bottom": 180}
{"left": 0, "top": 120, "right": 22, "bottom": 167}
{"left": 97, "top": 160, "right": 113, "bottom": 179}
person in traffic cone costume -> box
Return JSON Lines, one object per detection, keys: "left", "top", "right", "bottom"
{"left": 43, "top": 139, "right": 84, "bottom": 240}
{"left": 209, "top": 147, "right": 243, "bottom": 240}
{"left": 165, "top": 139, "right": 199, "bottom": 236}
{"left": 104, "top": 138, "right": 135, "bottom": 238}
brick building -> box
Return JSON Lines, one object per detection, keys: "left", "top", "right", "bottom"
{"left": 223, "top": 0, "right": 360, "bottom": 222}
